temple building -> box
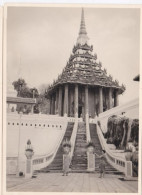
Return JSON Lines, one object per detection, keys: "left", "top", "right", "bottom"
{"left": 48, "top": 9, "right": 125, "bottom": 118}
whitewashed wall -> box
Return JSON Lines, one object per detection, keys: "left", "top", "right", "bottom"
{"left": 7, "top": 113, "right": 67, "bottom": 174}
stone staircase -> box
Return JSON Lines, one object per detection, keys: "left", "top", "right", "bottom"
{"left": 40, "top": 122, "right": 74, "bottom": 172}
{"left": 71, "top": 122, "right": 87, "bottom": 171}
{"left": 89, "top": 123, "right": 123, "bottom": 175}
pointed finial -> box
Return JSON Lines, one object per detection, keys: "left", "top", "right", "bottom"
{"left": 79, "top": 8, "right": 87, "bottom": 35}
{"left": 77, "top": 8, "right": 89, "bottom": 45}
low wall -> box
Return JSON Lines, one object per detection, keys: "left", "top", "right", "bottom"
{"left": 7, "top": 113, "right": 67, "bottom": 174}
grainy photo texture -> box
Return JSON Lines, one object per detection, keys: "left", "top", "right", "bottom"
{"left": 6, "top": 5, "right": 140, "bottom": 193}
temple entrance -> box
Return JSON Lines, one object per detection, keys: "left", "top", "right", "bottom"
{"left": 78, "top": 106, "right": 82, "bottom": 118}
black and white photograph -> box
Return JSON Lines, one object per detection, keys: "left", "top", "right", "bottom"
{"left": 3, "top": 3, "right": 141, "bottom": 193}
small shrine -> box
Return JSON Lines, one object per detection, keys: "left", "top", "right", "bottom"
{"left": 48, "top": 9, "right": 125, "bottom": 118}
{"left": 7, "top": 81, "right": 36, "bottom": 113}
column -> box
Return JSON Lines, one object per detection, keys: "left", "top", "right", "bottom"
{"left": 55, "top": 89, "right": 58, "bottom": 115}
{"left": 49, "top": 97, "right": 52, "bottom": 114}
{"left": 51, "top": 96, "right": 54, "bottom": 114}
{"left": 63, "top": 84, "right": 68, "bottom": 116}
{"left": 114, "top": 90, "right": 119, "bottom": 107}
{"left": 31, "top": 105, "right": 34, "bottom": 114}
{"left": 74, "top": 84, "right": 78, "bottom": 118}
{"left": 108, "top": 88, "right": 113, "bottom": 109}
{"left": 53, "top": 95, "right": 55, "bottom": 114}
{"left": 58, "top": 86, "right": 62, "bottom": 116}
{"left": 99, "top": 87, "right": 103, "bottom": 113}
{"left": 85, "top": 85, "right": 89, "bottom": 115}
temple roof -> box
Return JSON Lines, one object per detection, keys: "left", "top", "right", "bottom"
{"left": 48, "top": 9, "right": 125, "bottom": 94}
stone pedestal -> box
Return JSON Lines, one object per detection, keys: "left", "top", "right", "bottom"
{"left": 25, "top": 159, "right": 33, "bottom": 179}
{"left": 87, "top": 152, "right": 95, "bottom": 171}
{"left": 25, "top": 140, "right": 34, "bottom": 179}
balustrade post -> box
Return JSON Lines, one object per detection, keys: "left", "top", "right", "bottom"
{"left": 125, "top": 161, "right": 132, "bottom": 177}
{"left": 25, "top": 140, "right": 34, "bottom": 179}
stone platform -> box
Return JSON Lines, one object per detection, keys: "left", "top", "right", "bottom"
{"left": 7, "top": 173, "right": 138, "bottom": 193}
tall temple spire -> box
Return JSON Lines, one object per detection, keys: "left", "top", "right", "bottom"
{"left": 79, "top": 8, "right": 87, "bottom": 35}
{"left": 77, "top": 8, "right": 89, "bottom": 45}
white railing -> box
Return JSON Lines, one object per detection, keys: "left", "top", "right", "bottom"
{"left": 85, "top": 113, "right": 91, "bottom": 142}
{"left": 96, "top": 123, "right": 132, "bottom": 177}
{"left": 70, "top": 118, "right": 78, "bottom": 160}
{"left": 32, "top": 120, "right": 68, "bottom": 171}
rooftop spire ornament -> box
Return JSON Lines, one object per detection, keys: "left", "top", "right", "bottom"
{"left": 77, "top": 8, "right": 89, "bottom": 45}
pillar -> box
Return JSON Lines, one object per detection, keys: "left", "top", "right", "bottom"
{"left": 63, "top": 84, "right": 68, "bottom": 116}
{"left": 53, "top": 95, "right": 55, "bottom": 114}
{"left": 108, "top": 88, "right": 113, "bottom": 109}
{"left": 58, "top": 86, "right": 62, "bottom": 116}
{"left": 50, "top": 96, "right": 53, "bottom": 114}
{"left": 74, "top": 84, "right": 78, "bottom": 118}
{"left": 99, "top": 87, "right": 103, "bottom": 113}
{"left": 114, "top": 90, "right": 119, "bottom": 107}
{"left": 49, "top": 97, "right": 52, "bottom": 114}
{"left": 31, "top": 105, "right": 34, "bottom": 114}
{"left": 55, "top": 89, "right": 58, "bottom": 114}
{"left": 85, "top": 85, "right": 89, "bottom": 115}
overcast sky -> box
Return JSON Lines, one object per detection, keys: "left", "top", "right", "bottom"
{"left": 7, "top": 6, "right": 140, "bottom": 104}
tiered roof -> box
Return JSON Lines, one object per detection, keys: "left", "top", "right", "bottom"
{"left": 48, "top": 9, "right": 125, "bottom": 94}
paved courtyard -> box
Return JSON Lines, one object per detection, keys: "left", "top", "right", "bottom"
{"left": 7, "top": 173, "right": 138, "bottom": 193}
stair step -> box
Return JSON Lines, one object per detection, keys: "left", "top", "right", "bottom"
{"left": 41, "top": 122, "right": 74, "bottom": 172}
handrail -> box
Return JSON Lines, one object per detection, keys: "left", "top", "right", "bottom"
{"left": 96, "top": 123, "right": 132, "bottom": 177}
{"left": 32, "top": 120, "right": 68, "bottom": 171}
{"left": 85, "top": 113, "right": 91, "bottom": 142}
{"left": 70, "top": 118, "right": 78, "bottom": 160}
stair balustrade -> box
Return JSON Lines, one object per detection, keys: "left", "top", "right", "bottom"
{"left": 96, "top": 123, "right": 132, "bottom": 177}
{"left": 32, "top": 121, "right": 68, "bottom": 171}
{"left": 85, "top": 113, "right": 91, "bottom": 142}
{"left": 70, "top": 118, "right": 78, "bottom": 160}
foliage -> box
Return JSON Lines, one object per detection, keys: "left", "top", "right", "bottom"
{"left": 12, "top": 78, "right": 39, "bottom": 98}
{"left": 12, "top": 78, "right": 27, "bottom": 95}
{"left": 12, "top": 78, "right": 40, "bottom": 113}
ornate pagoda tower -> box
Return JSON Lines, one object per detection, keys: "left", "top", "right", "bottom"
{"left": 48, "top": 9, "right": 125, "bottom": 118}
